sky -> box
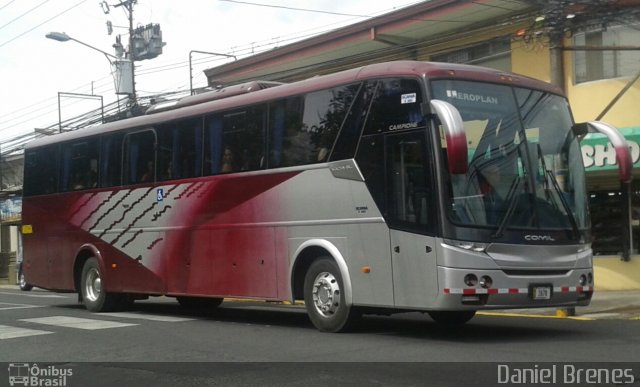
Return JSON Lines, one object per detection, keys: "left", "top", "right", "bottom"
{"left": 0, "top": 0, "right": 421, "bottom": 146}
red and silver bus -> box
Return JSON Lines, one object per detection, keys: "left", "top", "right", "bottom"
{"left": 22, "top": 61, "right": 632, "bottom": 332}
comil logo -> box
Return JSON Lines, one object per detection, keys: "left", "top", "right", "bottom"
{"left": 524, "top": 234, "right": 555, "bottom": 242}
{"left": 8, "top": 363, "right": 73, "bottom": 387}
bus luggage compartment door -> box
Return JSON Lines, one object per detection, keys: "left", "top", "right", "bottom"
{"left": 390, "top": 230, "right": 438, "bottom": 309}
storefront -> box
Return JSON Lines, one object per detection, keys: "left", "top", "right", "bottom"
{"left": 582, "top": 127, "right": 640, "bottom": 257}
{"left": 0, "top": 196, "right": 21, "bottom": 283}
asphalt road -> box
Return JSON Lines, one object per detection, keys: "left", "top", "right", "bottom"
{"left": 1, "top": 287, "right": 638, "bottom": 386}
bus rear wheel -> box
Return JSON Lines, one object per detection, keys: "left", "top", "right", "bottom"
{"left": 80, "top": 257, "right": 121, "bottom": 312}
{"left": 303, "top": 257, "right": 359, "bottom": 333}
{"left": 428, "top": 310, "right": 476, "bottom": 325}
{"left": 18, "top": 267, "right": 33, "bottom": 291}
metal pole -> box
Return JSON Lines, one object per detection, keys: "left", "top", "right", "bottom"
{"left": 189, "top": 50, "right": 237, "bottom": 95}
{"left": 127, "top": 1, "right": 136, "bottom": 104}
{"left": 57, "top": 92, "right": 62, "bottom": 133}
{"left": 621, "top": 182, "right": 632, "bottom": 261}
{"left": 596, "top": 68, "right": 640, "bottom": 121}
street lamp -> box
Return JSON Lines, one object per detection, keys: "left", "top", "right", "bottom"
{"left": 46, "top": 32, "right": 117, "bottom": 60}
{"left": 46, "top": 31, "right": 134, "bottom": 98}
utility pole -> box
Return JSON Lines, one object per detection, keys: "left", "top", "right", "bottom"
{"left": 113, "top": 0, "right": 137, "bottom": 105}
{"left": 103, "top": 0, "right": 165, "bottom": 112}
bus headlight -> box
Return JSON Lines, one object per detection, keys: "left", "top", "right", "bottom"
{"left": 444, "top": 239, "right": 488, "bottom": 252}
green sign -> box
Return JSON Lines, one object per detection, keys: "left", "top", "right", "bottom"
{"left": 581, "top": 126, "right": 640, "bottom": 172}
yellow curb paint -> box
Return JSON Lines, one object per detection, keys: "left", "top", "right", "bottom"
{"left": 477, "top": 312, "right": 594, "bottom": 321}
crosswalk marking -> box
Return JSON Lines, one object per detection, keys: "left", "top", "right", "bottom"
{"left": 21, "top": 316, "right": 138, "bottom": 330}
{"left": 101, "top": 312, "right": 195, "bottom": 322}
{"left": 0, "top": 302, "right": 44, "bottom": 311}
{"left": 0, "top": 324, "right": 53, "bottom": 340}
{"left": 0, "top": 291, "right": 69, "bottom": 299}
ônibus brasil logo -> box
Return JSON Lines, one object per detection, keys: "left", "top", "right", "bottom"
{"left": 8, "top": 363, "right": 73, "bottom": 387}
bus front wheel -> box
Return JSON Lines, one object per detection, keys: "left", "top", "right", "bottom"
{"left": 428, "top": 310, "right": 476, "bottom": 325}
{"left": 303, "top": 258, "right": 359, "bottom": 333}
{"left": 80, "top": 257, "right": 121, "bottom": 312}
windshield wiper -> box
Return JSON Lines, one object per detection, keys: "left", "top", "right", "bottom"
{"left": 491, "top": 176, "right": 521, "bottom": 238}
{"left": 537, "top": 144, "right": 580, "bottom": 239}
{"left": 545, "top": 169, "right": 580, "bottom": 239}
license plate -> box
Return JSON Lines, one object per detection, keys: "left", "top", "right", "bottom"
{"left": 532, "top": 286, "right": 552, "bottom": 300}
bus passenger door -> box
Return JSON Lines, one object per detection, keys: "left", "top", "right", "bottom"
{"left": 386, "top": 132, "right": 439, "bottom": 309}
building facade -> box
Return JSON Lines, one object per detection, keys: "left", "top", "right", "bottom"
{"left": 204, "top": 0, "right": 640, "bottom": 289}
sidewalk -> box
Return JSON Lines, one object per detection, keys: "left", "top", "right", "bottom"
{"left": 478, "top": 291, "right": 640, "bottom": 320}
{"left": 1, "top": 280, "right": 638, "bottom": 320}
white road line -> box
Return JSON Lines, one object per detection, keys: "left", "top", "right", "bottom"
{"left": 0, "top": 325, "right": 53, "bottom": 340}
{"left": 0, "top": 302, "right": 44, "bottom": 311}
{"left": 20, "top": 316, "right": 138, "bottom": 330}
{"left": 0, "top": 291, "right": 69, "bottom": 299}
{"left": 100, "top": 312, "right": 195, "bottom": 322}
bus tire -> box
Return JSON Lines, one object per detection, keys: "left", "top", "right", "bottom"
{"left": 428, "top": 310, "right": 476, "bottom": 325}
{"left": 176, "top": 296, "right": 223, "bottom": 310}
{"left": 80, "top": 257, "right": 120, "bottom": 312}
{"left": 18, "top": 267, "right": 33, "bottom": 291}
{"left": 303, "top": 257, "right": 359, "bottom": 333}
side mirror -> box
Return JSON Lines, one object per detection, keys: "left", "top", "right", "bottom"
{"left": 430, "top": 99, "right": 468, "bottom": 175}
{"left": 583, "top": 121, "right": 632, "bottom": 183}
{"left": 571, "top": 122, "right": 589, "bottom": 138}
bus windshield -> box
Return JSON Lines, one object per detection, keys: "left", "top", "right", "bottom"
{"left": 431, "top": 80, "right": 589, "bottom": 236}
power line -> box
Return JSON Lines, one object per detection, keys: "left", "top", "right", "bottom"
{"left": 218, "top": 0, "right": 374, "bottom": 18}
{"left": 0, "top": 0, "right": 52, "bottom": 32}
{"left": 0, "top": 0, "right": 89, "bottom": 48}
{"left": 0, "top": 0, "right": 17, "bottom": 11}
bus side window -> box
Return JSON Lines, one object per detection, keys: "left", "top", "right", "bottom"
{"left": 355, "top": 135, "right": 386, "bottom": 215}
{"left": 157, "top": 118, "right": 203, "bottom": 181}
{"left": 362, "top": 78, "right": 425, "bottom": 136}
{"left": 211, "top": 107, "right": 265, "bottom": 174}
{"left": 24, "top": 146, "right": 59, "bottom": 196}
{"left": 204, "top": 115, "right": 223, "bottom": 175}
{"left": 269, "top": 97, "right": 304, "bottom": 168}
{"left": 123, "top": 130, "right": 157, "bottom": 184}
{"left": 99, "top": 133, "right": 123, "bottom": 188}
{"left": 60, "top": 140, "right": 99, "bottom": 191}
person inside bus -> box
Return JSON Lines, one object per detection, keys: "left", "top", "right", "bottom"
{"left": 140, "top": 160, "right": 154, "bottom": 182}
{"left": 72, "top": 172, "right": 85, "bottom": 190}
{"left": 478, "top": 160, "right": 509, "bottom": 225}
{"left": 221, "top": 146, "right": 236, "bottom": 173}
{"left": 161, "top": 161, "right": 173, "bottom": 180}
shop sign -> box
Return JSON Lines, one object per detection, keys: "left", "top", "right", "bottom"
{"left": 0, "top": 197, "right": 21, "bottom": 222}
{"left": 581, "top": 127, "right": 640, "bottom": 172}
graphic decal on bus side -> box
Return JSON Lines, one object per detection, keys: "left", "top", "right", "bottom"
{"left": 66, "top": 172, "right": 301, "bottom": 277}
{"left": 68, "top": 182, "right": 208, "bottom": 271}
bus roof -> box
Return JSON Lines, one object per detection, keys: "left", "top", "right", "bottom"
{"left": 26, "top": 60, "right": 563, "bottom": 150}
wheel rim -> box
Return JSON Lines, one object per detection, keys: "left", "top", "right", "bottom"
{"left": 19, "top": 272, "right": 27, "bottom": 288}
{"left": 84, "top": 268, "right": 102, "bottom": 302}
{"left": 311, "top": 271, "right": 341, "bottom": 318}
